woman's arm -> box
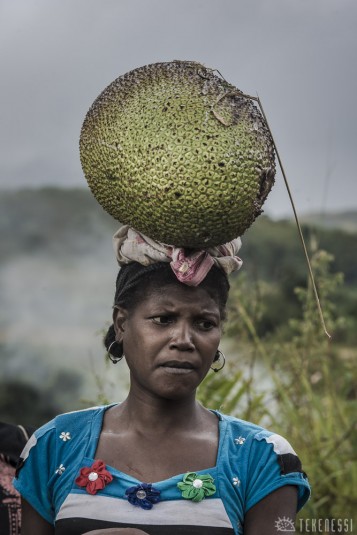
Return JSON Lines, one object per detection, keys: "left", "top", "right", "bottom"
{"left": 244, "top": 485, "right": 298, "bottom": 535}
{"left": 21, "top": 498, "right": 55, "bottom": 535}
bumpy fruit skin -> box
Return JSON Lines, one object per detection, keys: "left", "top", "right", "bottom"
{"left": 80, "top": 60, "right": 275, "bottom": 247}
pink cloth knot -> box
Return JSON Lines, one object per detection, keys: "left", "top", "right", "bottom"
{"left": 113, "top": 226, "right": 242, "bottom": 286}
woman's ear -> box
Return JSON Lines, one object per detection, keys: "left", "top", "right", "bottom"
{"left": 112, "top": 306, "right": 128, "bottom": 340}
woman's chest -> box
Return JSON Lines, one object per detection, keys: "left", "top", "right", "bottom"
{"left": 54, "top": 459, "right": 239, "bottom": 535}
{"left": 51, "top": 415, "right": 244, "bottom": 535}
{"left": 94, "top": 431, "right": 218, "bottom": 482}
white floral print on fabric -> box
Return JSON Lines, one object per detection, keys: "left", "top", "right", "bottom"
{"left": 55, "top": 464, "right": 65, "bottom": 475}
{"left": 232, "top": 477, "right": 240, "bottom": 486}
{"left": 234, "top": 436, "right": 246, "bottom": 445}
{"left": 59, "top": 432, "right": 71, "bottom": 442}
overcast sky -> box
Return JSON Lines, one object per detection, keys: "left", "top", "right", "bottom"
{"left": 0, "top": 0, "right": 356, "bottom": 217}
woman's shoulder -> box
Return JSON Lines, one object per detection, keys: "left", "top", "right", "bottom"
{"left": 18, "top": 404, "right": 116, "bottom": 463}
{"left": 34, "top": 403, "right": 116, "bottom": 438}
{"left": 215, "top": 410, "right": 270, "bottom": 437}
{"left": 216, "top": 411, "right": 299, "bottom": 458}
{"left": 215, "top": 411, "right": 310, "bottom": 512}
{"left": 15, "top": 404, "right": 117, "bottom": 480}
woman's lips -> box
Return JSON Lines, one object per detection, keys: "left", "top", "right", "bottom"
{"left": 159, "top": 360, "right": 196, "bottom": 374}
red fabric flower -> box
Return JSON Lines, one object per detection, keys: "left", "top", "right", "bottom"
{"left": 75, "top": 460, "right": 113, "bottom": 495}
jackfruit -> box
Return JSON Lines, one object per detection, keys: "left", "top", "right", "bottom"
{"left": 80, "top": 60, "right": 275, "bottom": 247}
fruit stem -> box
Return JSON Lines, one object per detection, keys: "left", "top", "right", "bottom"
{"left": 233, "top": 88, "right": 331, "bottom": 338}
{"left": 255, "top": 94, "right": 332, "bottom": 340}
{"left": 231, "top": 89, "right": 331, "bottom": 337}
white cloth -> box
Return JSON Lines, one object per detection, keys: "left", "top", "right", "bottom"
{"left": 113, "top": 226, "right": 243, "bottom": 286}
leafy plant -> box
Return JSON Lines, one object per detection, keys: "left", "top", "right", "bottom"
{"left": 267, "top": 249, "right": 357, "bottom": 521}
{"left": 199, "top": 245, "right": 357, "bottom": 525}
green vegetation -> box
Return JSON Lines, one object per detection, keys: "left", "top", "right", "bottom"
{"left": 238, "top": 216, "right": 357, "bottom": 343}
{"left": 198, "top": 246, "right": 357, "bottom": 525}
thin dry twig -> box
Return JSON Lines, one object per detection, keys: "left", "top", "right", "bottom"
{"left": 235, "top": 90, "right": 331, "bottom": 339}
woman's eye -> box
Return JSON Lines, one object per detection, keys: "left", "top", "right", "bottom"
{"left": 151, "top": 316, "right": 173, "bottom": 325}
{"left": 197, "top": 320, "right": 215, "bottom": 331}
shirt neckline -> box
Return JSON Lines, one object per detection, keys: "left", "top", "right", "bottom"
{"left": 86, "top": 404, "right": 227, "bottom": 485}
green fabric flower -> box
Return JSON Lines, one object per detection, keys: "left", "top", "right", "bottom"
{"left": 177, "top": 472, "right": 216, "bottom": 502}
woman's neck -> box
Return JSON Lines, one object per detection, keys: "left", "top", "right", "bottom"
{"left": 118, "top": 388, "right": 208, "bottom": 435}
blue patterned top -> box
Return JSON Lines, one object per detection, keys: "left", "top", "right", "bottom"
{"left": 14, "top": 404, "right": 310, "bottom": 534}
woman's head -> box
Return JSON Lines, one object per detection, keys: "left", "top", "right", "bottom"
{"left": 106, "top": 262, "right": 229, "bottom": 400}
{"left": 104, "top": 262, "right": 230, "bottom": 360}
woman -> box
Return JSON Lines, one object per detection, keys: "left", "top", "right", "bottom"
{"left": 0, "top": 422, "right": 34, "bottom": 535}
{"left": 14, "top": 229, "right": 310, "bottom": 534}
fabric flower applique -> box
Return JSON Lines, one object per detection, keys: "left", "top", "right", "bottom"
{"left": 125, "top": 483, "right": 161, "bottom": 510}
{"left": 75, "top": 460, "right": 113, "bottom": 495}
{"left": 234, "top": 436, "right": 245, "bottom": 445}
{"left": 177, "top": 472, "right": 216, "bottom": 502}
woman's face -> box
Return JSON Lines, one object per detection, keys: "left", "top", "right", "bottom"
{"left": 114, "top": 283, "right": 222, "bottom": 401}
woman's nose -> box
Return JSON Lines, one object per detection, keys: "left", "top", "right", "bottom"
{"left": 169, "top": 322, "right": 195, "bottom": 351}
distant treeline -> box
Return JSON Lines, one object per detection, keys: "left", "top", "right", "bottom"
{"left": 1, "top": 186, "right": 356, "bottom": 339}
{"left": 244, "top": 215, "right": 357, "bottom": 285}
{"left": 1, "top": 187, "right": 356, "bottom": 276}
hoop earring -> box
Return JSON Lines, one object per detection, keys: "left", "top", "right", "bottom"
{"left": 210, "top": 349, "right": 226, "bottom": 372}
{"left": 107, "top": 340, "right": 124, "bottom": 364}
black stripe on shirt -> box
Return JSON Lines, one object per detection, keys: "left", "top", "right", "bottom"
{"left": 55, "top": 517, "right": 235, "bottom": 535}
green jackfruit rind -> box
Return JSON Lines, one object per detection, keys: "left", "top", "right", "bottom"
{"left": 80, "top": 60, "right": 275, "bottom": 247}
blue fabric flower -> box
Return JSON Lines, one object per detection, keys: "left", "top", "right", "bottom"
{"left": 125, "top": 483, "right": 161, "bottom": 510}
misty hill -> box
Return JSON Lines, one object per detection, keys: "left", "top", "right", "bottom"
{"left": 1, "top": 187, "right": 356, "bottom": 284}
{"left": 0, "top": 187, "right": 118, "bottom": 261}
{"left": 0, "top": 188, "right": 125, "bottom": 423}
{"left": 300, "top": 210, "right": 357, "bottom": 234}
{"left": 0, "top": 187, "right": 357, "bottom": 261}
